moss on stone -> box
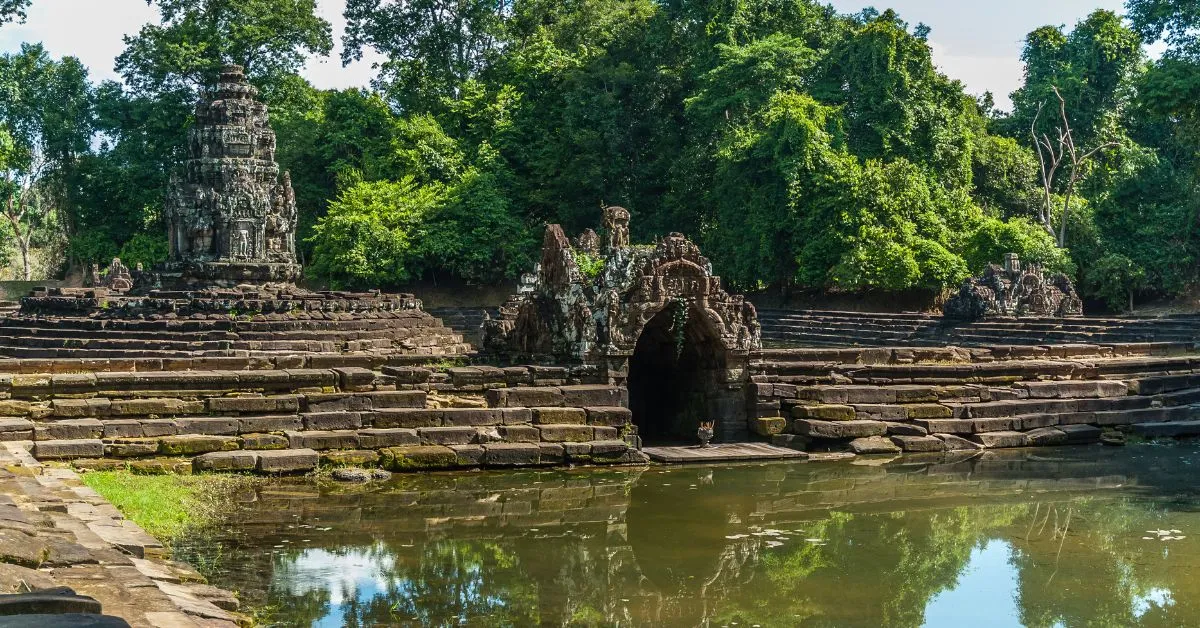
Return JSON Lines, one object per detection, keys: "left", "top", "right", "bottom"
{"left": 379, "top": 445, "right": 456, "bottom": 471}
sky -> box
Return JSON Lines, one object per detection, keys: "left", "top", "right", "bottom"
{"left": 0, "top": 0, "right": 1149, "bottom": 111}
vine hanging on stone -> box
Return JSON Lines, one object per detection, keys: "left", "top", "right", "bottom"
{"left": 669, "top": 296, "right": 689, "bottom": 358}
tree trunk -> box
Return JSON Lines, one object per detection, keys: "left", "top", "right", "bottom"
{"left": 18, "top": 237, "right": 30, "bottom": 281}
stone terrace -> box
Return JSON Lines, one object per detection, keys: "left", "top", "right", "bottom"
{"left": 750, "top": 343, "right": 1200, "bottom": 455}
{"left": 0, "top": 355, "right": 644, "bottom": 473}
{"left": 0, "top": 444, "right": 244, "bottom": 626}
{"left": 758, "top": 309, "right": 1200, "bottom": 347}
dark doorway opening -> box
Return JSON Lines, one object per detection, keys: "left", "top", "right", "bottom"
{"left": 627, "top": 306, "right": 728, "bottom": 445}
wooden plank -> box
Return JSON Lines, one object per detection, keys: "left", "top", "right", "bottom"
{"left": 642, "top": 442, "right": 807, "bottom": 463}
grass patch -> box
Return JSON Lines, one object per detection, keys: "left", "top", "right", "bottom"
{"left": 80, "top": 471, "right": 261, "bottom": 543}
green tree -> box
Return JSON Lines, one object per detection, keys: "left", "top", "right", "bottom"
{"left": 0, "top": 44, "right": 94, "bottom": 279}
{"left": 343, "top": 0, "right": 511, "bottom": 113}
{"left": 0, "top": 0, "right": 28, "bottom": 26}
{"left": 1086, "top": 253, "right": 1147, "bottom": 312}
{"left": 308, "top": 176, "right": 446, "bottom": 288}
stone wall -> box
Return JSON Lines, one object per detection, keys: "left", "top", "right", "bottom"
{"left": 0, "top": 358, "right": 644, "bottom": 473}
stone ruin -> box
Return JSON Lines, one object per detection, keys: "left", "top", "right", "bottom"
{"left": 943, "top": 253, "right": 1083, "bottom": 321}
{"left": 483, "top": 207, "right": 761, "bottom": 443}
{"left": 483, "top": 206, "right": 761, "bottom": 362}
{"left": 13, "top": 64, "right": 470, "bottom": 359}
{"left": 162, "top": 64, "right": 301, "bottom": 287}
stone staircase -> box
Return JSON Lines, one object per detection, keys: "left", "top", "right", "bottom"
{"left": 0, "top": 310, "right": 471, "bottom": 359}
{"left": 758, "top": 309, "right": 1200, "bottom": 348}
{"left": 425, "top": 306, "right": 497, "bottom": 347}
{"left": 0, "top": 355, "right": 643, "bottom": 473}
{"left": 750, "top": 342, "right": 1200, "bottom": 455}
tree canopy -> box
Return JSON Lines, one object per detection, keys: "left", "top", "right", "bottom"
{"left": 4, "top": 0, "right": 1200, "bottom": 311}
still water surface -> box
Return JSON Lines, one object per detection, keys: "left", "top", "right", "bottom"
{"left": 182, "top": 444, "right": 1200, "bottom": 627}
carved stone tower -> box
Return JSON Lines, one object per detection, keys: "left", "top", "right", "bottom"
{"left": 163, "top": 64, "right": 302, "bottom": 287}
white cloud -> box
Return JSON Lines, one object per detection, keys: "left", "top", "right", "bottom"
{"left": 927, "top": 40, "right": 1025, "bottom": 112}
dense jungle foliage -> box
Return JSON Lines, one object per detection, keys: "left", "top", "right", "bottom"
{"left": 1, "top": 0, "right": 1199, "bottom": 310}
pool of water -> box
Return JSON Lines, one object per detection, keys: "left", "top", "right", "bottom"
{"left": 182, "top": 443, "right": 1200, "bottom": 627}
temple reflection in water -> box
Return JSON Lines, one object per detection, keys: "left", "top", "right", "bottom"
{"left": 182, "top": 445, "right": 1200, "bottom": 627}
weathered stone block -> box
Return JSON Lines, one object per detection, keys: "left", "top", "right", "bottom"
{"left": 0, "top": 418, "right": 33, "bottom": 441}
{"left": 770, "top": 433, "right": 810, "bottom": 451}
{"left": 593, "top": 426, "right": 619, "bottom": 440}
{"left": 371, "top": 409, "right": 442, "bottom": 429}
{"left": 562, "top": 441, "right": 593, "bottom": 461}
{"left": 194, "top": 451, "right": 257, "bottom": 472}
{"left": 538, "top": 442, "right": 565, "bottom": 464}
{"left": 441, "top": 409, "right": 503, "bottom": 426}
{"left": 256, "top": 448, "right": 318, "bottom": 473}
{"left": 35, "top": 419, "right": 103, "bottom": 441}
{"left": 109, "top": 398, "right": 186, "bottom": 417}
{"left": 320, "top": 449, "right": 380, "bottom": 467}
{"left": 208, "top": 396, "right": 299, "bottom": 414}
{"left": 968, "top": 431, "right": 1028, "bottom": 449}
{"left": 380, "top": 366, "right": 432, "bottom": 385}
{"left": 240, "top": 433, "right": 289, "bottom": 450}
{"left": 483, "top": 442, "right": 541, "bottom": 466}
{"left": 1131, "top": 421, "right": 1200, "bottom": 438}
{"left": 357, "top": 428, "right": 419, "bottom": 449}
{"left": 584, "top": 407, "right": 631, "bottom": 427}
{"left": 903, "top": 404, "right": 952, "bottom": 419}
{"left": 532, "top": 407, "right": 586, "bottom": 425}
{"left": 890, "top": 435, "right": 944, "bottom": 452}
{"left": 302, "top": 412, "right": 362, "bottom": 431}
{"left": 752, "top": 417, "right": 787, "bottom": 436}
{"left": 497, "top": 425, "right": 540, "bottom": 442}
{"left": 484, "top": 387, "right": 563, "bottom": 408}
{"left": 793, "top": 419, "right": 885, "bottom": 439}
{"left": 99, "top": 419, "right": 142, "bottom": 439}
{"left": 1025, "top": 427, "right": 1069, "bottom": 446}
{"left": 33, "top": 439, "right": 103, "bottom": 460}
{"left": 176, "top": 417, "right": 239, "bottom": 436}
{"left": 447, "top": 444, "right": 485, "bottom": 467}
{"left": 498, "top": 408, "right": 532, "bottom": 424}
{"left": 560, "top": 385, "right": 626, "bottom": 408}
{"left": 333, "top": 367, "right": 376, "bottom": 391}
{"left": 286, "top": 430, "right": 360, "bottom": 450}
{"left": 285, "top": 369, "right": 337, "bottom": 389}
{"left": 0, "top": 401, "right": 30, "bottom": 417}
{"left": 417, "top": 426, "right": 477, "bottom": 445}
{"left": 589, "top": 440, "right": 631, "bottom": 458}
{"left": 538, "top": 424, "right": 594, "bottom": 442}
{"left": 380, "top": 445, "right": 456, "bottom": 471}
{"left": 935, "top": 434, "right": 983, "bottom": 451}
{"left": 1020, "top": 380, "right": 1128, "bottom": 399}
{"left": 158, "top": 435, "right": 240, "bottom": 455}
{"left": 237, "top": 415, "right": 302, "bottom": 433}
{"left": 885, "top": 422, "right": 928, "bottom": 436}
{"left": 138, "top": 419, "right": 178, "bottom": 437}
{"left": 849, "top": 436, "right": 901, "bottom": 455}
{"left": 104, "top": 441, "right": 159, "bottom": 458}
{"left": 793, "top": 404, "right": 857, "bottom": 421}
{"left": 363, "top": 390, "right": 426, "bottom": 409}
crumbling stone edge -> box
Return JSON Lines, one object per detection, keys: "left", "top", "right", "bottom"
{"left": 0, "top": 442, "right": 247, "bottom": 626}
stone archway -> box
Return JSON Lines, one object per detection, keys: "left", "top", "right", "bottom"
{"left": 627, "top": 305, "right": 730, "bottom": 444}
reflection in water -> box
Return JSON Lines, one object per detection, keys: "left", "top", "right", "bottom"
{"left": 180, "top": 444, "right": 1200, "bottom": 627}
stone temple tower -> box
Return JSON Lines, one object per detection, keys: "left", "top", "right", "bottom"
{"left": 163, "top": 64, "right": 302, "bottom": 287}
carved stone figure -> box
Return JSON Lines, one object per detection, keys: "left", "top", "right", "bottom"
{"left": 162, "top": 64, "right": 301, "bottom": 286}
{"left": 944, "top": 253, "right": 1083, "bottom": 320}
{"left": 575, "top": 229, "right": 600, "bottom": 255}
{"left": 603, "top": 205, "right": 630, "bottom": 252}
{"left": 104, "top": 258, "right": 133, "bottom": 292}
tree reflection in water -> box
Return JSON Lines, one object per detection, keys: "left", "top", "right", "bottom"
{"left": 179, "top": 444, "right": 1200, "bottom": 627}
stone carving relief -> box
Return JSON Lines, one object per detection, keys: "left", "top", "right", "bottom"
{"left": 104, "top": 258, "right": 133, "bottom": 292}
{"left": 483, "top": 207, "right": 761, "bottom": 362}
{"left": 944, "top": 253, "right": 1083, "bottom": 321}
{"left": 163, "top": 64, "right": 301, "bottom": 285}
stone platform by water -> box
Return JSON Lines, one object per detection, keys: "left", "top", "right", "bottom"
{"left": 642, "top": 442, "right": 806, "bottom": 463}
